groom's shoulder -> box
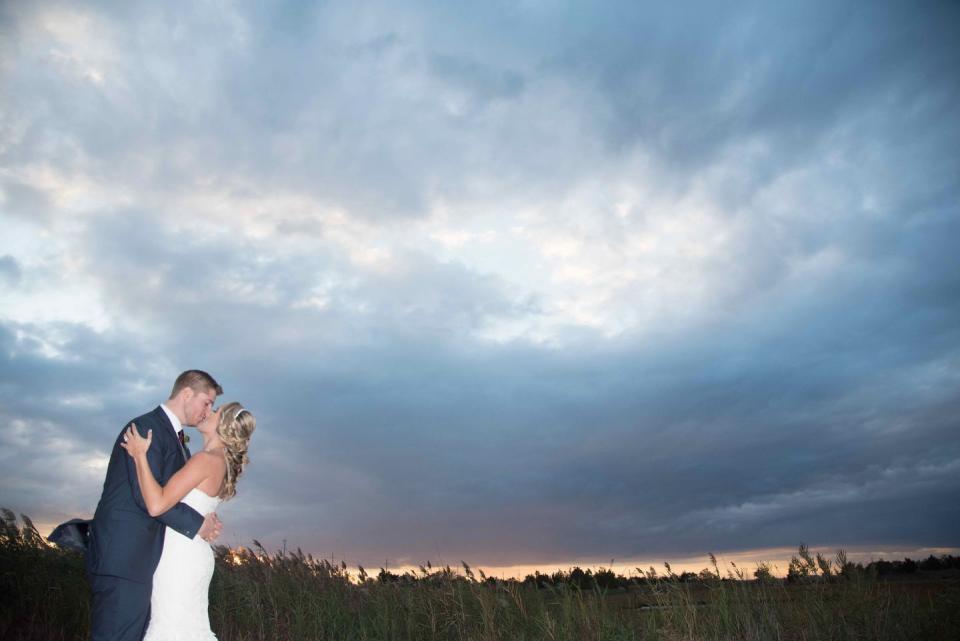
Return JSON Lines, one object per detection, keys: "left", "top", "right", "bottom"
{"left": 128, "top": 406, "right": 166, "bottom": 428}
{"left": 120, "top": 407, "right": 172, "bottom": 443}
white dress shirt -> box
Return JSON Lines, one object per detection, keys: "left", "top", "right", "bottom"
{"left": 160, "top": 403, "right": 183, "bottom": 438}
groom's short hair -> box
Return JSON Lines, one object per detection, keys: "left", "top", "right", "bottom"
{"left": 170, "top": 370, "right": 223, "bottom": 399}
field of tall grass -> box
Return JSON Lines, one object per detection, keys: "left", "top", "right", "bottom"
{"left": 2, "top": 509, "right": 958, "bottom": 641}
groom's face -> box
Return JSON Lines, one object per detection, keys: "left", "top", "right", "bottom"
{"left": 184, "top": 387, "right": 217, "bottom": 426}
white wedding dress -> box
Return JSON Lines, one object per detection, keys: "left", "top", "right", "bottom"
{"left": 144, "top": 488, "right": 221, "bottom": 641}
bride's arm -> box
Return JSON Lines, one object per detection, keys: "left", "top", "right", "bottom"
{"left": 120, "top": 424, "right": 213, "bottom": 517}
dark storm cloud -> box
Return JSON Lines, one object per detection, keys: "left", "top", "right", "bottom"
{"left": 1, "top": 0, "right": 959, "bottom": 567}
{"left": 538, "top": 2, "right": 960, "bottom": 169}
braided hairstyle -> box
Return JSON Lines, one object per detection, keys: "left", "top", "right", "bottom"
{"left": 215, "top": 402, "right": 256, "bottom": 500}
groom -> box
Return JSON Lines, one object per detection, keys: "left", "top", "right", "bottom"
{"left": 87, "top": 370, "right": 225, "bottom": 641}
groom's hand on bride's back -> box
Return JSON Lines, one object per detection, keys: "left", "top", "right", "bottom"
{"left": 199, "top": 512, "right": 223, "bottom": 542}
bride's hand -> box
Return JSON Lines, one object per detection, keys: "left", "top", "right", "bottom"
{"left": 119, "top": 423, "right": 152, "bottom": 458}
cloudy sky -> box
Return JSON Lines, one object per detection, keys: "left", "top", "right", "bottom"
{"left": 1, "top": 1, "right": 958, "bottom": 574}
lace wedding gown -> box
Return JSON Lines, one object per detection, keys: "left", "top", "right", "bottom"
{"left": 144, "top": 488, "right": 221, "bottom": 641}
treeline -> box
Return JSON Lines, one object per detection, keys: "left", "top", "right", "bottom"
{"left": 374, "top": 547, "right": 960, "bottom": 591}
{"left": 782, "top": 544, "right": 960, "bottom": 583}
{"left": 374, "top": 563, "right": 632, "bottom": 590}
{"left": 870, "top": 555, "right": 960, "bottom": 574}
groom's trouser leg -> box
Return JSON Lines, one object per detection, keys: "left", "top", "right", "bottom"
{"left": 88, "top": 573, "right": 152, "bottom": 641}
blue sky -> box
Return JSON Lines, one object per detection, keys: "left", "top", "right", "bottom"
{"left": 1, "top": 0, "right": 958, "bottom": 572}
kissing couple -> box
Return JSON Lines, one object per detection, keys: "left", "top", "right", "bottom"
{"left": 85, "top": 370, "right": 257, "bottom": 641}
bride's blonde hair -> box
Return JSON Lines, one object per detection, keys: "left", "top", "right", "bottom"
{"left": 215, "top": 402, "right": 256, "bottom": 500}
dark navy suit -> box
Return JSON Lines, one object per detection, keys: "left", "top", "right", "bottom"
{"left": 87, "top": 406, "right": 205, "bottom": 641}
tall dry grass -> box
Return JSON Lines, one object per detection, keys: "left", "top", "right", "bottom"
{"left": 2, "top": 510, "right": 958, "bottom": 641}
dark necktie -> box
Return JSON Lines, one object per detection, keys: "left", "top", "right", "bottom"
{"left": 178, "top": 431, "right": 190, "bottom": 459}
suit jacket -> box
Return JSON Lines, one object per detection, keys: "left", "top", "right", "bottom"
{"left": 86, "top": 406, "right": 205, "bottom": 583}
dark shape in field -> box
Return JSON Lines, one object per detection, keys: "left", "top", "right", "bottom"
{"left": 47, "top": 518, "right": 91, "bottom": 553}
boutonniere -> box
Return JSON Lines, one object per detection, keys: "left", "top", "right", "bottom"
{"left": 182, "top": 433, "right": 191, "bottom": 445}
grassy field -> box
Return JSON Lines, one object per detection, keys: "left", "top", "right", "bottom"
{"left": 2, "top": 510, "right": 958, "bottom": 641}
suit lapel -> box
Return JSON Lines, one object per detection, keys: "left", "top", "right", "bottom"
{"left": 153, "top": 406, "right": 188, "bottom": 464}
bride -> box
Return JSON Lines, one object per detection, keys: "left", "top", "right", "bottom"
{"left": 121, "top": 402, "right": 256, "bottom": 641}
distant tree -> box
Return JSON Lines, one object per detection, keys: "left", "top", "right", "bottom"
{"left": 871, "top": 559, "right": 895, "bottom": 575}
{"left": 569, "top": 566, "right": 592, "bottom": 590}
{"left": 698, "top": 568, "right": 717, "bottom": 582}
{"left": 377, "top": 568, "right": 399, "bottom": 583}
{"left": 593, "top": 568, "right": 620, "bottom": 590}
{"left": 754, "top": 562, "right": 775, "bottom": 582}
{"left": 787, "top": 544, "right": 818, "bottom": 582}
{"left": 523, "top": 571, "right": 553, "bottom": 589}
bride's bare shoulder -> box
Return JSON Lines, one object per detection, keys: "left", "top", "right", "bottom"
{"left": 189, "top": 449, "right": 227, "bottom": 497}
{"left": 195, "top": 449, "right": 227, "bottom": 465}
{"left": 184, "top": 450, "right": 227, "bottom": 475}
